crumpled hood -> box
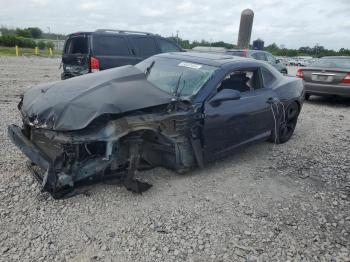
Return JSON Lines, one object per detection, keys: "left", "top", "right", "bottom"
{"left": 20, "top": 65, "right": 173, "bottom": 131}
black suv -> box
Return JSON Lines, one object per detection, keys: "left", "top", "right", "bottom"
{"left": 226, "top": 50, "right": 288, "bottom": 74}
{"left": 61, "top": 29, "right": 183, "bottom": 79}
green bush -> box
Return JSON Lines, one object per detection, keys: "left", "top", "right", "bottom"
{"left": 37, "top": 40, "right": 46, "bottom": 50}
{"left": 16, "top": 37, "right": 36, "bottom": 48}
{"left": 0, "top": 35, "right": 17, "bottom": 47}
{"left": 0, "top": 35, "right": 35, "bottom": 48}
{"left": 46, "top": 41, "right": 54, "bottom": 50}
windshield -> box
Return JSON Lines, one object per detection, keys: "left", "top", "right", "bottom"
{"left": 135, "top": 57, "right": 217, "bottom": 97}
{"left": 311, "top": 57, "right": 350, "bottom": 69}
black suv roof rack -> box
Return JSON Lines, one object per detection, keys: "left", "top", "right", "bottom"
{"left": 95, "top": 29, "right": 155, "bottom": 35}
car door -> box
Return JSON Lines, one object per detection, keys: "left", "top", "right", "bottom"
{"left": 202, "top": 67, "right": 276, "bottom": 159}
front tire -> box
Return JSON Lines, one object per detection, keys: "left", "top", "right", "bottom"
{"left": 269, "top": 101, "right": 300, "bottom": 144}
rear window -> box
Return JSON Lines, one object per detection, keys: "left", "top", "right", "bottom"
{"left": 92, "top": 36, "right": 130, "bottom": 56}
{"left": 311, "top": 58, "right": 350, "bottom": 69}
{"left": 130, "top": 37, "right": 158, "bottom": 57}
{"left": 65, "top": 36, "right": 88, "bottom": 54}
{"left": 254, "top": 52, "right": 266, "bottom": 61}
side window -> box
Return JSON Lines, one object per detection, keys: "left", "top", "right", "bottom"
{"left": 218, "top": 69, "right": 262, "bottom": 93}
{"left": 130, "top": 37, "right": 158, "bottom": 57}
{"left": 254, "top": 52, "right": 266, "bottom": 61}
{"left": 92, "top": 36, "right": 130, "bottom": 56}
{"left": 266, "top": 53, "right": 276, "bottom": 64}
{"left": 158, "top": 39, "right": 181, "bottom": 53}
{"left": 261, "top": 67, "right": 276, "bottom": 87}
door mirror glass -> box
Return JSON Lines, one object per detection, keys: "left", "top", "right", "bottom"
{"left": 210, "top": 89, "right": 241, "bottom": 106}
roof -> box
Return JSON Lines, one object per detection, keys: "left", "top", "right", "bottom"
{"left": 156, "top": 52, "right": 246, "bottom": 67}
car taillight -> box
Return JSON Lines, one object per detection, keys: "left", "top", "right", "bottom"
{"left": 340, "top": 72, "right": 350, "bottom": 84}
{"left": 90, "top": 57, "right": 100, "bottom": 72}
{"left": 296, "top": 69, "right": 304, "bottom": 80}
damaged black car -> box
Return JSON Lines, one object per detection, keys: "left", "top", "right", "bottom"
{"left": 8, "top": 52, "right": 304, "bottom": 198}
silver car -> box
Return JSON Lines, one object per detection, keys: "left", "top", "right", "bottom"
{"left": 297, "top": 56, "right": 350, "bottom": 99}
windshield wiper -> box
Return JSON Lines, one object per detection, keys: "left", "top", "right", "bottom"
{"left": 173, "top": 73, "right": 184, "bottom": 97}
{"left": 145, "top": 61, "right": 155, "bottom": 78}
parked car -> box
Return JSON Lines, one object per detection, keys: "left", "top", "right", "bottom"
{"left": 9, "top": 52, "right": 304, "bottom": 198}
{"left": 61, "top": 29, "right": 183, "bottom": 79}
{"left": 225, "top": 50, "right": 288, "bottom": 74}
{"left": 296, "top": 56, "right": 350, "bottom": 99}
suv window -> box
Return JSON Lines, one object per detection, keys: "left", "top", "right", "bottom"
{"left": 158, "top": 39, "right": 181, "bottom": 53}
{"left": 261, "top": 67, "right": 276, "bottom": 87}
{"left": 92, "top": 36, "right": 130, "bottom": 56}
{"left": 266, "top": 53, "right": 276, "bottom": 64}
{"left": 65, "top": 36, "right": 88, "bottom": 54}
{"left": 130, "top": 37, "right": 158, "bottom": 57}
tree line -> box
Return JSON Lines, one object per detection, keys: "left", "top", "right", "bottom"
{"left": 0, "top": 27, "right": 60, "bottom": 49}
{"left": 170, "top": 37, "right": 350, "bottom": 57}
{"left": 264, "top": 43, "right": 350, "bottom": 57}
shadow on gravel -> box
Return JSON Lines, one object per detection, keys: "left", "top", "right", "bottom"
{"left": 306, "top": 96, "right": 350, "bottom": 107}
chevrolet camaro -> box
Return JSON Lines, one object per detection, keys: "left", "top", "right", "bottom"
{"left": 8, "top": 52, "right": 304, "bottom": 198}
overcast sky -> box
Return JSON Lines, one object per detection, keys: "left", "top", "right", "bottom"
{"left": 1, "top": 0, "right": 349, "bottom": 50}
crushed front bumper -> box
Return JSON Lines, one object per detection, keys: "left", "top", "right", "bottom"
{"left": 7, "top": 124, "right": 66, "bottom": 197}
{"left": 8, "top": 124, "right": 152, "bottom": 198}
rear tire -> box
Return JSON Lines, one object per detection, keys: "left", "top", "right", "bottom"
{"left": 269, "top": 101, "right": 300, "bottom": 144}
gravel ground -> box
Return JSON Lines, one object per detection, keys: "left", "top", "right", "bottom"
{"left": 0, "top": 56, "right": 349, "bottom": 262}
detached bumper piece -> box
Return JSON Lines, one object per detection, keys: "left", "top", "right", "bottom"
{"left": 8, "top": 125, "right": 152, "bottom": 199}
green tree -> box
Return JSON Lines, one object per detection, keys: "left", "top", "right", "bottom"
{"left": 37, "top": 40, "right": 46, "bottom": 50}
{"left": 15, "top": 28, "right": 31, "bottom": 38}
{"left": 28, "top": 27, "right": 42, "bottom": 38}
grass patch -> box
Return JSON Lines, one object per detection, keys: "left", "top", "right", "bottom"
{"left": 0, "top": 46, "right": 61, "bottom": 57}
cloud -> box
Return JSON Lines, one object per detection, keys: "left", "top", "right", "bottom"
{"left": 1, "top": 0, "right": 349, "bottom": 50}
{"left": 176, "top": 1, "right": 193, "bottom": 12}
{"left": 30, "top": 0, "right": 48, "bottom": 7}
{"left": 141, "top": 8, "right": 164, "bottom": 17}
{"left": 77, "top": 2, "right": 99, "bottom": 11}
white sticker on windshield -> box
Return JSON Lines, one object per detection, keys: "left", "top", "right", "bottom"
{"left": 178, "top": 62, "right": 202, "bottom": 69}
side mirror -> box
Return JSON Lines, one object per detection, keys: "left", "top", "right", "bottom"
{"left": 210, "top": 89, "right": 241, "bottom": 106}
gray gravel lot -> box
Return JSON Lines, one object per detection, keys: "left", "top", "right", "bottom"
{"left": 0, "top": 56, "right": 349, "bottom": 262}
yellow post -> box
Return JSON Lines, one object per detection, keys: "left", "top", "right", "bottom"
{"left": 15, "top": 45, "right": 19, "bottom": 56}
{"left": 35, "top": 47, "right": 39, "bottom": 56}
{"left": 49, "top": 48, "right": 53, "bottom": 56}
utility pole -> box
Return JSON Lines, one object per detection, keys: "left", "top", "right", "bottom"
{"left": 176, "top": 30, "right": 179, "bottom": 44}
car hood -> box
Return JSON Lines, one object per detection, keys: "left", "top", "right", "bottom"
{"left": 20, "top": 65, "right": 173, "bottom": 131}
